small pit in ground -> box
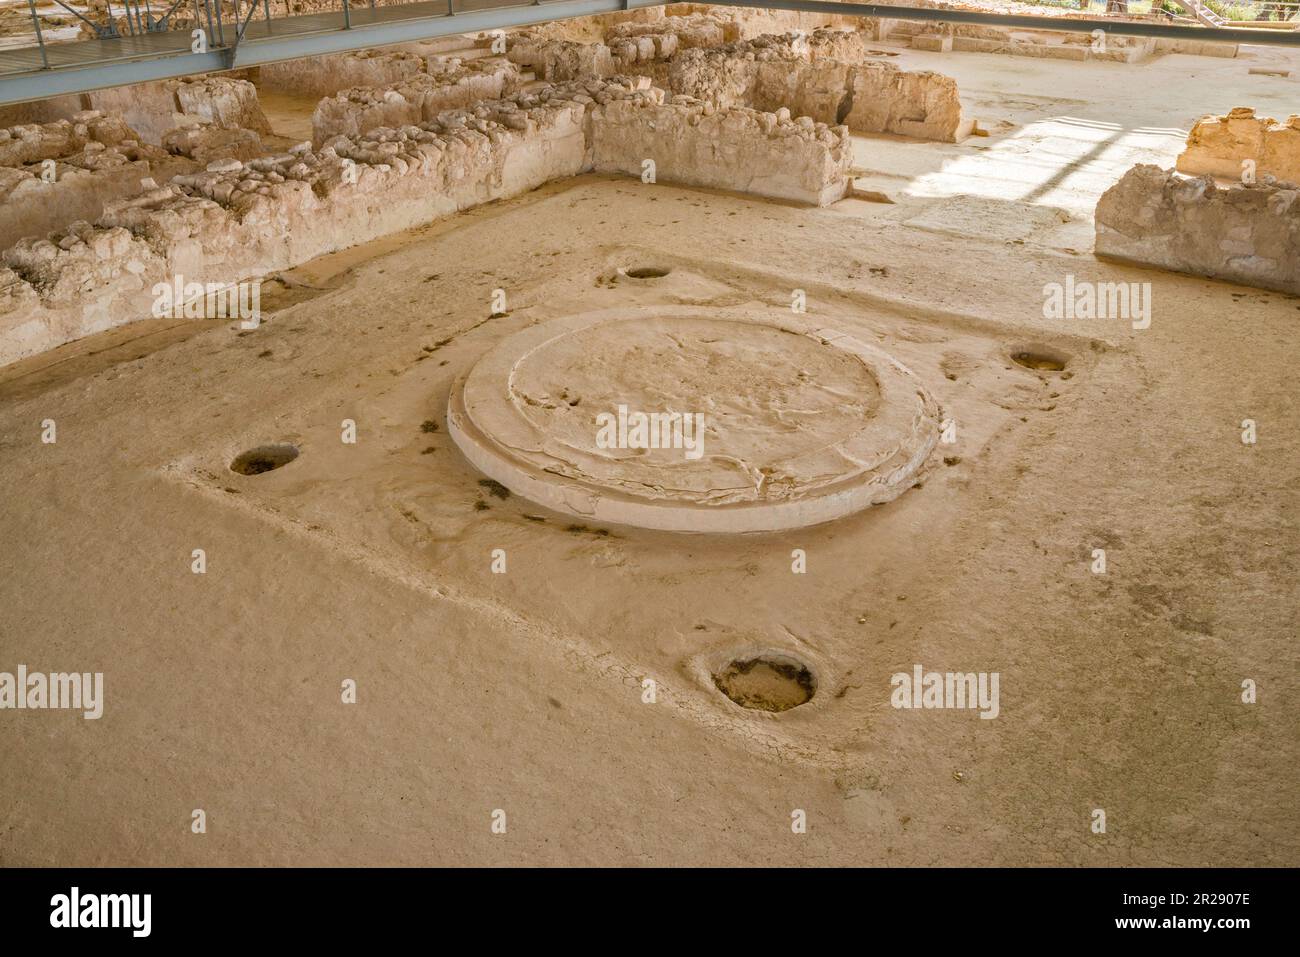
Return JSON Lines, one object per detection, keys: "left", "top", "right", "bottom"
{"left": 622, "top": 266, "right": 671, "bottom": 280}
{"left": 712, "top": 654, "right": 816, "bottom": 712}
{"left": 230, "top": 443, "right": 300, "bottom": 475}
{"left": 1011, "top": 347, "right": 1068, "bottom": 372}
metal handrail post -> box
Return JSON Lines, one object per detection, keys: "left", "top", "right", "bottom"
{"left": 26, "top": 0, "right": 50, "bottom": 69}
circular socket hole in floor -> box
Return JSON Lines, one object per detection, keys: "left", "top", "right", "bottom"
{"left": 621, "top": 266, "right": 671, "bottom": 280}
{"left": 712, "top": 654, "right": 816, "bottom": 712}
{"left": 230, "top": 443, "right": 299, "bottom": 475}
{"left": 1010, "top": 346, "right": 1068, "bottom": 373}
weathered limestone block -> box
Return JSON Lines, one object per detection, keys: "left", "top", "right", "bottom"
{"left": 0, "top": 267, "right": 46, "bottom": 361}
{"left": 654, "top": 38, "right": 970, "bottom": 142}
{"left": 312, "top": 88, "right": 422, "bottom": 146}
{"left": 0, "top": 112, "right": 135, "bottom": 168}
{"left": 689, "top": 5, "right": 853, "bottom": 42}
{"left": 1262, "top": 121, "right": 1300, "bottom": 187}
{"left": 805, "top": 27, "right": 866, "bottom": 62}
{"left": 258, "top": 50, "right": 425, "bottom": 99}
{"left": 659, "top": 47, "right": 759, "bottom": 108}
{"left": 1153, "top": 38, "right": 1237, "bottom": 58}
{"left": 0, "top": 114, "right": 187, "bottom": 245}
{"left": 312, "top": 60, "right": 521, "bottom": 144}
{"left": 79, "top": 76, "right": 271, "bottom": 144}
{"left": 162, "top": 124, "right": 266, "bottom": 165}
{"left": 84, "top": 83, "right": 182, "bottom": 144}
{"left": 386, "top": 34, "right": 492, "bottom": 65}
{"left": 752, "top": 60, "right": 855, "bottom": 129}
{"left": 625, "top": 30, "right": 969, "bottom": 142}
{"left": 1095, "top": 165, "right": 1300, "bottom": 294}
{"left": 605, "top": 14, "right": 728, "bottom": 52}
{"left": 911, "top": 34, "right": 953, "bottom": 53}
{"left": 609, "top": 32, "right": 681, "bottom": 69}
{"left": 507, "top": 33, "right": 615, "bottom": 81}
{"left": 846, "top": 61, "right": 971, "bottom": 143}
{"left": 0, "top": 158, "right": 155, "bottom": 247}
{"left": 170, "top": 77, "right": 272, "bottom": 134}
{"left": 1, "top": 220, "right": 164, "bottom": 354}
{"left": 1177, "top": 108, "right": 1300, "bottom": 186}
{"left": 590, "top": 96, "right": 852, "bottom": 206}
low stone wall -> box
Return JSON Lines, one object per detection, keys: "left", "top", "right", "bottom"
{"left": 0, "top": 75, "right": 856, "bottom": 365}
{"left": 0, "top": 113, "right": 138, "bottom": 167}
{"left": 312, "top": 60, "right": 522, "bottom": 144}
{"left": 591, "top": 95, "right": 852, "bottom": 206}
{"left": 172, "top": 77, "right": 272, "bottom": 135}
{"left": 0, "top": 87, "right": 602, "bottom": 367}
{"left": 0, "top": 113, "right": 194, "bottom": 247}
{"left": 605, "top": 12, "right": 729, "bottom": 67}
{"left": 3, "top": 77, "right": 271, "bottom": 146}
{"left": 507, "top": 33, "right": 616, "bottom": 82}
{"left": 1153, "top": 37, "right": 1237, "bottom": 59}
{"left": 1095, "top": 165, "right": 1300, "bottom": 295}
{"left": 890, "top": 20, "right": 1156, "bottom": 63}
{"left": 257, "top": 50, "right": 426, "bottom": 100}
{"left": 162, "top": 124, "right": 266, "bottom": 166}
{"left": 1177, "top": 107, "right": 1300, "bottom": 186}
{"left": 643, "top": 31, "right": 970, "bottom": 142}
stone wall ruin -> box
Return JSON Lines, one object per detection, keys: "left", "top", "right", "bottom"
{"left": 0, "top": 77, "right": 853, "bottom": 366}
{"left": 636, "top": 30, "right": 972, "bottom": 142}
{"left": 1177, "top": 108, "right": 1300, "bottom": 187}
{"left": 0, "top": 113, "right": 195, "bottom": 252}
{"left": 1095, "top": 165, "right": 1300, "bottom": 295}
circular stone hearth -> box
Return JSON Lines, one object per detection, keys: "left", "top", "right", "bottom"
{"left": 447, "top": 308, "right": 941, "bottom": 533}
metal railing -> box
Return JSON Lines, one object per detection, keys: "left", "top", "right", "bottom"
{"left": 7, "top": 0, "right": 460, "bottom": 69}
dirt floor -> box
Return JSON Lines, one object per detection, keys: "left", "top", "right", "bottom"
{"left": 0, "top": 37, "right": 1297, "bottom": 866}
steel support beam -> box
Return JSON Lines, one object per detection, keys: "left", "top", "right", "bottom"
{"left": 702, "top": 0, "right": 1300, "bottom": 46}
{"left": 2, "top": 50, "right": 232, "bottom": 103}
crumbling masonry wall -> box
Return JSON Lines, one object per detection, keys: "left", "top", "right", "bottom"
{"left": 161, "top": 124, "right": 266, "bottom": 166}
{"left": 1095, "top": 165, "right": 1300, "bottom": 295}
{"left": 507, "top": 33, "right": 617, "bottom": 82}
{"left": 257, "top": 50, "right": 427, "bottom": 101}
{"left": 0, "top": 76, "right": 271, "bottom": 146}
{"left": 0, "top": 78, "right": 852, "bottom": 366}
{"left": 0, "top": 113, "right": 195, "bottom": 249}
{"left": 1177, "top": 108, "right": 1300, "bottom": 187}
{"left": 592, "top": 96, "right": 851, "bottom": 206}
{"left": 313, "top": 60, "right": 523, "bottom": 144}
{"left": 639, "top": 31, "right": 970, "bottom": 142}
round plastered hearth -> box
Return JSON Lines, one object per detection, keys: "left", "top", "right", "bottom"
{"left": 447, "top": 308, "right": 941, "bottom": 533}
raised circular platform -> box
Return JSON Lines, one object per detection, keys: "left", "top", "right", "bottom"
{"left": 447, "top": 308, "right": 941, "bottom": 533}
